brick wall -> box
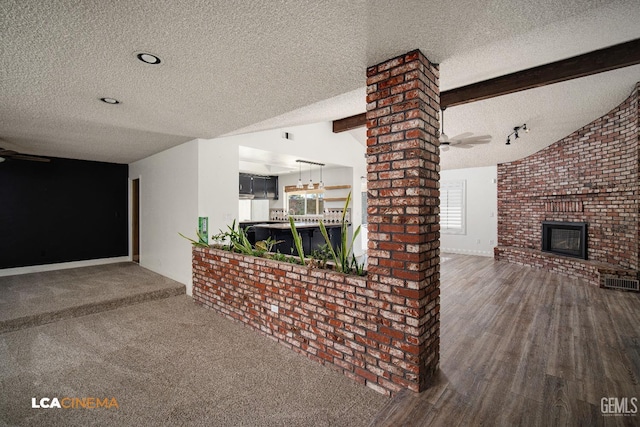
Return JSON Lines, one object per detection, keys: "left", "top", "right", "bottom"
{"left": 366, "top": 50, "right": 441, "bottom": 391}
{"left": 194, "top": 247, "right": 424, "bottom": 396}
{"left": 496, "top": 83, "right": 639, "bottom": 284}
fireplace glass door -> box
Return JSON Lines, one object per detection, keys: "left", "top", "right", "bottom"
{"left": 542, "top": 221, "right": 587, "bottom": 259}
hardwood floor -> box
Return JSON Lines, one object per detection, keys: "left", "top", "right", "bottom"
{"left": 370, "top": 253, "right": 640, "bottom": 426}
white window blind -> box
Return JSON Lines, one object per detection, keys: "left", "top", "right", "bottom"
{"left": 440, "top": 180, "right": 465, "bottom": 234}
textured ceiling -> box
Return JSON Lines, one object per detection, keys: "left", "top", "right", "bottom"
{"left": 1, "top": 0, "right": 639, "bottom": 168}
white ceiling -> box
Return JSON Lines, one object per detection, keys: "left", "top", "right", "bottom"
{"left": 1, "top": 0, "right": 639, "bottom": 169}
{"left": 238, "top": 146, "right": 343, "bottom": 176}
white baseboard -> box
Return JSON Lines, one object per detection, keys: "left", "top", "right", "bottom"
{"left": 0, "top": 256, "right": 132, "bottom": 277}
{"left": 441, "top": 247, "right": 494, "bottom": 257}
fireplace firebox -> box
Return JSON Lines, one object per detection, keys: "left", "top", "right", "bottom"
{"left": 541, "top": 221, "right": 587, "bottom": 260}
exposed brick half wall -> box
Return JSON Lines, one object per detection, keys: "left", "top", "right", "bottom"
{"left": 193, "top": 49, "right": 442, "bottom": 397}
{"left": 496, "top": 82, "right": 639, "bottom": 286}
{"left": 193, "top": 247, "right": 428, "bottom": 396}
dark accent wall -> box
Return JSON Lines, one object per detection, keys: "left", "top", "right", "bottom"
{"left": 0, "top": 157, "right": 128, "bottom": 269}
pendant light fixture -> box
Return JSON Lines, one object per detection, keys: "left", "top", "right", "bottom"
{"left": 296, "top": 159, "right": 325, "bottom": 189}
{"left": 307, "top": 164, "right": 314, "bottom": 189}
{"left": 296, "top": 161, "right": 304, "bottom": 189}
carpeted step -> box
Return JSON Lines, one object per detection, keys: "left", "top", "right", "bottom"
{"left": 0, "top": 285, "right": 185, "bottom": 334}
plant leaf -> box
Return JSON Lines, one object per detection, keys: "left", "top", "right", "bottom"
{"left": 289, "top": 217, "right": 306, "bottom": 266}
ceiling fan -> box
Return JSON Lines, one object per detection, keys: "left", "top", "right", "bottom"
{"left": 439, "top": 107, "right": 492, "bottom": 151}
{"left": 0, "top": 147, "right": 51, "bottom": 163}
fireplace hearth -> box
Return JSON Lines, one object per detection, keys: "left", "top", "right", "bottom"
{"left": 542, "top": 221, "right": 587, "bottom": 260}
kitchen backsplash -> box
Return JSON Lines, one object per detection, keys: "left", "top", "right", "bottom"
{"left": 270, "top": 209, "right": 350, "bottom": 223}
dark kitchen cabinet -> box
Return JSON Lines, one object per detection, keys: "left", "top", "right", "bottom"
{"left": 239, "top": 174, "right": 252, "bottom": 195}
{"left": 238, "top": 174, "right": 278, "bottom": 199}
{"left": 265, "top": 176, "right": 278, "bottom": 200}
{"left": 252, "top": 176, "right": 267, "bottom": 198}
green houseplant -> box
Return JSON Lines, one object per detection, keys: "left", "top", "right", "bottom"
{"left": 318, "top": 191, "right": 364, "bottom": 275}
{"left": 181, "top": 192, "right": 365, "bottom": 276}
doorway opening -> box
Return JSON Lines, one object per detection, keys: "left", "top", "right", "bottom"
{"left": 132, "top": 178, "right": 140, "bottom": 263}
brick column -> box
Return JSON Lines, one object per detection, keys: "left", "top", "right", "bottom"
{"left": 366, "top": 50, "right": 440, "bottom": 392}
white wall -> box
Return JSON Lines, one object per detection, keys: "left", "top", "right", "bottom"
{"left": 198, "top": 139, "right": 239, "bottom": 242}
{"left": 129, "top": 139, "right": 199, "bottom": 293}
{"left": 440, "top": 166, "right": 497, "bottom": 257}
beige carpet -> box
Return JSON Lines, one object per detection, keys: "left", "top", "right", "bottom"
{"left": 0, "top": 263, "right": 185, "bottom": 333}
{"left": 0, "top": 264, "right": 387, "bottom": 426}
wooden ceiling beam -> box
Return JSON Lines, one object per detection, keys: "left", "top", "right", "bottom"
{"left": 332, "top": 113, "right": 367, "bottom": 133}
{"left": 441, "top": 38, "right": 640, "bottom": 108}
{"left": 333, "top": 38, "right": 640, "bottom": 132}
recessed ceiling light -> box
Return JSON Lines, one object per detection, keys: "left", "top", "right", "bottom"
{"left": 136, "top": 53, "right": 161, "bottom": 65}
{"left": 100, "top": 97, "right": 120, "bottom": 104}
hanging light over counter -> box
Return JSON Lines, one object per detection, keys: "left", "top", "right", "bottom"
{"left": 295, "top": 159, "right": 325, "bottom": 190}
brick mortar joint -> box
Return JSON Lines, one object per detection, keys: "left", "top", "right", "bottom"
{"left": 192, "top": 245, "right": 439, "bottom": 395}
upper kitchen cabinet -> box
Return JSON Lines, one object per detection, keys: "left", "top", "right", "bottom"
{"left": 239, "top": 173, "right": 253, "bottom": 195}
{"left": 265, "top": 176, "right": 278, "bottom": 200}
{"left": 252, "top": 176, "right": 266, "bottom": 198}
{"left": 239, "top": 173, "right": 278, "bottom": 200}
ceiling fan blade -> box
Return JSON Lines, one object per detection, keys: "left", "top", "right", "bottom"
{"left": 11, "top": 154, "right": 51, "bottom": 162}
{"left": 447, "top": 132, "right": 474, "bottom": 141}
{"left": 450, "top": 136, "right": 492, "bottom": 145}
{"left": 462, "top": 139, "right": 491, "bottom": 145}
{"left": 0, "top": 149, "right": 19, "bottom": 156}
{"left": 459, "top": 135, "right": 492, "bottom": 142}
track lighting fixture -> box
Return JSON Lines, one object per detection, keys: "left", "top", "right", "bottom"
{"left": 506, "top": 124, "right": 529, "bottom": 145}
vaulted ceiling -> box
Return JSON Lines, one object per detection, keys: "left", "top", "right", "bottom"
{"left": 1, "top": 0, "right": 639, "bottom": 169}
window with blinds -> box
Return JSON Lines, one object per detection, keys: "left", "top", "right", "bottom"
{"left": 440, "top": 180, "right": 466, "bottom": 234}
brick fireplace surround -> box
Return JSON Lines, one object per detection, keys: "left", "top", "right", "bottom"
{"left": 495, "top": 83, "right": 639, "bottom": 287}
{"left": 193, "top": 50, "right": 441, "bottom": 396}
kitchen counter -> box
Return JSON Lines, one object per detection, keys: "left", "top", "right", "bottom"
{"left": 251, "top": 222, "right": 344, "bottom": 230}
{"left": 247, "top": 222, "right": 347, "bottom": 256}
